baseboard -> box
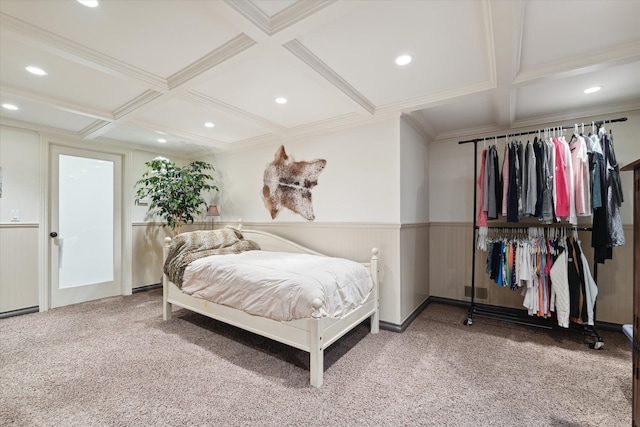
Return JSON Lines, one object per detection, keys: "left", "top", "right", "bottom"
{"left": 132, "top": 283, "right": 162, "bottom": 293}
{"left": 428, "top": 297, "right": 624, "bottom": 333}
{"left": 379, "top": 297, "right": 433, "bottom": 333}
{"left": 0, "top": 305, "right": 39, "bottom": 319}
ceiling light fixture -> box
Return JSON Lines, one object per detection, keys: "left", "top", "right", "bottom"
{"left": 2, "top": 103, "right": 18, "bottom": 111}
{"left": 204, "top": 122, "right": 215, "bottom": 128}
{"left": 275, "top": 97, "right": 287, "bottom": 104}
{"left": 77, "top": 0, "right": 99, "bottom": 7}
{"left": 157, "top": 138, "right": 167, "bottom": 143}
{"left": 395, "top": 55, "right": 412, "bottom": 66}
{"left": 584, "top": 86, "right": 602, "bottom": 94}
{"left": 26, "top": 66, "right": 48, "bottom": 76}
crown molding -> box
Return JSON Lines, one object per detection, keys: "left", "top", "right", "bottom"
{"left": 0, "top": 117, "right": 82, "bottom": 140}
{"left": 0, "top": 86, "right": 113, "bottom": 121}
{"left": 375, "top": 80, "right": 496, "bottom": 115}
{"left": 223, "top": 0, "right": 335, "bottom": 36}
{"left": 283, "top": 39, "right": 376, "bottom": 115}
{"left": 167, "top": 34, "right": 257, "bottom": 90}
{"left": 510, "top": 103, "right": 640, "bottom": 130}
{"left": 223, "top": 0, "right": 271, "bottom": 35}
{"left": 401, "top": 113, "right": 436, "bottom": 142}
{"left": 113, "top": 90, "right": 163, "bottom": 120}
{"left": 270, "top": 1, "right": 336, "bottom": 35}
{"left": 434, "top": 124, "right": 503, "bottom": 144}
{"left": 513, "top": 41, "right": 640, "bottom": 87}
{"left": 79, "top": 120, "right": 112, "bottom": 139}
{"left": 433, "top": 103, "right": 640, "bottom": 145}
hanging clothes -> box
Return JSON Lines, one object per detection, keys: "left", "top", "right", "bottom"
{"left": 477, "top": 148, "right": 488, "bottom": 227}
{"left": 482, "top": 228, "right": 598, "bottom": 327}
{"left": 592, "top": 126, "right": 625, "bottom": 263}
{"left": 569, "top": 134, "right": 591, "bottom": 216}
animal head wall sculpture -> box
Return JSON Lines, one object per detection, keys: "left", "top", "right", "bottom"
{"left": 262, "top": 145, "right": 326, "bottom": 221}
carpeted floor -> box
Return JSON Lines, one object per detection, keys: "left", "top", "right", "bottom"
{"left": 0, "top": 289, "right": 632, "bottom": 426}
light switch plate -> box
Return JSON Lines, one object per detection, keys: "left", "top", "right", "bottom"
{"left": 10, "top": 209, "right": 20, "bottom": 221}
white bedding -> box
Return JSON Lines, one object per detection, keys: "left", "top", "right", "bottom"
{"left": 180, "top": 251, "right": 373, "bottom": 321}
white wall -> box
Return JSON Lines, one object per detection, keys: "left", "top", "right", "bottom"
{"left": 429, "top": 109, "right": 640, "bottom": 223}
{"left": 205, "top": 118, "right": 401, "bottom": 224}
{"left": 0, "top": 126, "right": 41, "bottom": 223}
{"left": 400, "top": 115, "right": 430, "bottom": 223}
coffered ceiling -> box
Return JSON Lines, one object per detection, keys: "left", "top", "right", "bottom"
{"left": 1, "top": 0, "right": 639, "bottom": 155}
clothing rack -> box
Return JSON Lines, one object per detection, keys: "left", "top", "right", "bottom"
{"left": 458, "top": 117, "right": 627, "bottom": 144}
{"left": 457, "top": 116, "right": 628, "bottom": 349}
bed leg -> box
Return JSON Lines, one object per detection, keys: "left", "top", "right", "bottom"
{"left": 310, "top": 318, "right": 324, "bottom": 387}
{"left": 370, "top": 248, "right": 380, "bottom": 334}
{"left": 162, "top": 276, "right": 172, "bottom": 321}
{"left": 370, "top": 310, "right": 379, "bottom": 334}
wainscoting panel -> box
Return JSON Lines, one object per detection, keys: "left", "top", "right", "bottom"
{"left": 400, "top": 224, "right": 429, "bottom": 323}
{"left": 0, "top": 224, "right": 39, "bottom": 312}
{"left": 131, "top": 222, "right": 202, "bottom": 288}
{"left": 429, "top": 222, "right": 633, "bottom": 325}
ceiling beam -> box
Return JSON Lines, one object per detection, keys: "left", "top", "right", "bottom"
{"left": 487, "top": 0, "right": 521, "bottom": 130}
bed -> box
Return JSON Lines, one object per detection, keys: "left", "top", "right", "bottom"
{"left": 162, "top": 224, "right": 379, "bottom": 387}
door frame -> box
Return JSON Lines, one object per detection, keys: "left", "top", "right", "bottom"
{"left": 40, "top": 136, "right": 132, "bottom": 311}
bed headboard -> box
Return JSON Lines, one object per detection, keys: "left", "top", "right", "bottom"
{"left": 233, "top": 227, "right": 325, "bottom": 256}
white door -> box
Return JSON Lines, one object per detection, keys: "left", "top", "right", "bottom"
{"left": 49, "top": 145, "right": 122, "bottom": 308}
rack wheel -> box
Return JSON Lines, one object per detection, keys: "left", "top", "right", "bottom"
{"left": 589, "top": 340, "right": 604, "bottom": 350}
{"left": 463, "top": 317, "right": 473, "bottom": 326}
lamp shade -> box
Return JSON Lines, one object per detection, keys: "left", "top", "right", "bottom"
{"left": 207, "top": 205, "right": 220, "bottom": 216}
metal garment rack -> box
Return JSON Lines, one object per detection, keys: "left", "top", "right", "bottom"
{"left": 457, "top": 117, "right": 628, "bottom": 349}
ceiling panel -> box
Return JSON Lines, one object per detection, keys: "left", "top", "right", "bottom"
{"left": 515, "top": 61, "right": 640, "bottom": 122}
{"left": 101, "top": 124, "right": 206, "bottom": 155}
{"left": 296, "top": 0, "right": 491, "bottom": 107}
{"left": 0, "top": 36, "right": 148, "bottom": 114}
{"left": 193, "top": 47, "right": 357, "bottom": 128}
{"left": 0, "top": 96, "right": 96, "bottom": 132}
{"left": 0, "top": 0, "right": 243, "bottom": 78}
{"left": 519, "top": 0, "right": 640, "bottom": 70}
{"left": 136, "top": 98, "right": 271, "bottom": 144}
{"left": 413, "top": 93, "right": 497, "bottom": 135}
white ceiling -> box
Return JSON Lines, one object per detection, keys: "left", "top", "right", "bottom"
{"left": 1, "top": 0, "right": 639, "bottom": 155}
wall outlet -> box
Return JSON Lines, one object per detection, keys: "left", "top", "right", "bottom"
{"left": 10, "top": 209, "right": 20, "bottom": 222}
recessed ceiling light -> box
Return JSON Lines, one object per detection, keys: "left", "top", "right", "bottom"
{"left": 26, "top": 66, "right": 48, "bottom": 76}
{"left": 275, "top": 97, "right": 287, "bottom": 104}
{"left": 584, "top": 86, "right": 602, "bottom": 94}
{"left": 157, "top": 138, "right": 167, "bottom": 143}
{"left": 204, "top": 122, "right": 215, "bottom": 128}
{"left": 395, "top": 55, "right": 412, "bottom": 66}
{"left": 77, "top": 0, "right": 99, "bottom": 7}
{"left": 2, "top": 103, "right": 18, "bottom": 111}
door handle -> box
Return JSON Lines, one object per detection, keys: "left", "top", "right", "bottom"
{"left": 49, "top": 231, "right": 58, "bottom": 238}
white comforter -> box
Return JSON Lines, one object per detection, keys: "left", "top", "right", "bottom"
{"left": 180, "top": 251, "right": 373, "bottom": 321}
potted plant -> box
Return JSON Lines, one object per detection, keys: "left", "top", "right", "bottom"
{"left": 135, "top": 157, "right": 218, "bottom": 236}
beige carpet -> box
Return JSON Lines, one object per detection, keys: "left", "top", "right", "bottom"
{"left": 0, "top": 289, "right": 632, "bottom": 426}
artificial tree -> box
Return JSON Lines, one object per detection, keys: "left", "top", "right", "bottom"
{"left": 134, "top": 157, "right": 218, "bottom": 236}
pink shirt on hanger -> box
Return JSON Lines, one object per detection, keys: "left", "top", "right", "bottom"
{"left": 553, "top": 138, "right": 569, "bottom": 218}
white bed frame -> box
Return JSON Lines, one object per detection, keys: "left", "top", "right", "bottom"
{"left": 162, "top": 225, "right": 379, "bottom": 387}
